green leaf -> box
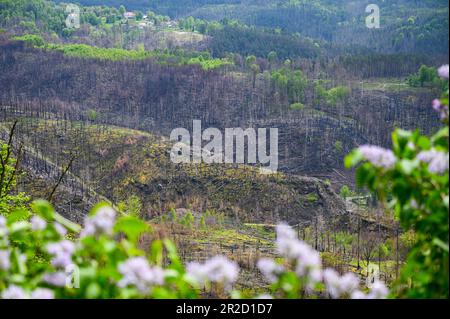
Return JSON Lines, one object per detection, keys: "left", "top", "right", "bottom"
{"left": 114, "top": 216, "right": 150, "bottom": 243}
{"left": 54, "top": 212, "right": 81, "bottom": 233}
{"left": 399, "top": 159, "right": 419, "bottom": 175}
{"left": 432, "top": 238, "right": 449, "bottom": 252}
{"left": 150, "top": 240, "right": 164, "bottom": 265}
{"left": 31, "top": 200, "right": 55, "bottom": 220}
{"left": 344, "top": 150, "right": 363, "bottom": 168}
{"left": 7, "top": 208, "right": 30, "bottom": 224}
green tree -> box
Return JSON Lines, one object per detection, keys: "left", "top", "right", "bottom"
{"left": 0, "top": 122, "right": 29, "bottom": 216}
{"left": 126, "top": 195, "right": 142, "bottom": 218}
{"left": 87, "top": 109, "right": 97, "bottom": 122}
{"left": 340, "top": 185, "right": 351, "bottom": 199}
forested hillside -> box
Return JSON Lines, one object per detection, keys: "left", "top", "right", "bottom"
{"left": 52, "top": 0, "right": 449, "bottom": 54}
{"left": 0, "top": 0, "right": 448, "bottom": 301}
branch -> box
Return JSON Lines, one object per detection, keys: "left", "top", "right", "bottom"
{"left": 47, "top": 155, "right": 76, "bottom": 202}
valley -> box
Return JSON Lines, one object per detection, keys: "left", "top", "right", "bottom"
{"left": 0, "top": 0, "right": 448, "bottom": 300}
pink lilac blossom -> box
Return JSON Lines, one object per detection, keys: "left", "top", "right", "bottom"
{"left": 31, "top": 288, "right": 55, "bottom": 299}
{"left": 0, "top": 216, "right": 7, "bottom": 237}
{"left": 46, "top": 240, "right": 75, "bottom": 268}
{"left": 31, "top": 216, "right": 47, "bottom": 231}
{"left": 44, "top": 271, "right": 68, "bottom": 287}
{"left": 118, "top": 257, "right": 165, "bottom": 293}
{"left": 438, "top": 65, "right": 449, "bottom": 79}
{"left": 358, "top": 145, "right": 397, "bottom": 169}
{"left": 417, "top": 150, "right": 449, "bottom": 174}
{"left": 432, "top": 99, "right": 449, "bottom": 120}
{"left": 0, "top": 249, "right": 10, "bottom": 271}
{"left": 80, "top": 206, "right": 116, "bottom": 238}
{"left": 1, "top": 285, "right": 28, "bottom": 299}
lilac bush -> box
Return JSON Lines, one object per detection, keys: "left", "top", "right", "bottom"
{"left": 0, "top": 199, "right": 388, "bottom": 299}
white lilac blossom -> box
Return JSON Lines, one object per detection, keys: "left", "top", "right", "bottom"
{"left": 275, "top": 224, "right": 306, "bottom": 260}
{"left": 323, "top": 269, "right": 342, "bottom": 298}
{"left": 186, "top": 262, "right": 209, "bottom": 285}
{"left": 417, "top": 150, "right": 449, "bottom": 174}
{"left": 1, "top": 285, "right": 28, "bottom": 299}
{"left": 276, "top": 236, "right": 305, "bottom": 260}
{"left": 44, "top": 271, "right": 68, "bottom": 287}
{"left": 323, "top": 269, "right": 359, "bottom": 298}
{"left": 53, "top": 222, "right": 67, "bottom": 237}
{"left": 0, "top": 249, "right": 10, "bottom": 271}
{"left": 338, "top": 273, "right": 360, "bottom": 294}
{"left": 46, "top": 240, "right": 75, "bottom": 268}
{"left": 31, "top": 288, "right": 55, "bottom": 299}
{"left": 186, "top": 256, "right": 239, "bottom": 286}
{"left": 80, "top": 206, "right": 116, "bottom": 238}
{"left": 294, "top": 244, "right": 321, "bottom": 277}
{"left": 351, "top": 281, "right": 389, "bottom": 299}
{"left": 367, "top": 280, "right": 389, "bottom": 299}
{"left": 257, "top": 258, "right": 285, "bottom": 283}
{"left": 31, "top": 216, "right": 47, "bottom": 231}
{"left": 358, "top": 145, "right": 397, "bottom": 169}
{"left": 201, "top": 256, "right": 239, "bottom": 284}
{"left": 275, "top": 223, "right": 297, "bottom": 240}
{"left": 118, "top": 257, "right": 165, "bottom": 293}
{"left": 255, "top": 294, "right": 273, "bottom": 299}
{"left": 438, "top": 64, "right": 449, "bottom": 79}
{"left": 275, "top": 224, "right": 322, "bottom": 280}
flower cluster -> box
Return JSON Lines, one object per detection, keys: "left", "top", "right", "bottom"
{"left": 323, "top": 269, "right": 359, "bottom": 298}
{"left": 432, "top": 99, "right": 449, "bottom": 120}
{"left": 0, "top": 249, "right": 10, "bottom": 271}
{"left": 1, "top": 285, "right": 54, "bottom": 299}
{"left": 257, "top": 258, "right": 285, "bottom": 283}
{"left": 417, "top": 149, "right": 449, "bottom": 174}
{"left": 438, "top": 64, "right": 449, "bottom": 79}
{"left": 118, "top": 257, "right": 165, "bottom": 293}
{"left": 2, "top": 201, "right": 392, "bottom": 299}
{"left": 186, "top": 256, "right": 239, "bottom": 288}
{"left": 80, "top": 206, "right": 116, "bottom": 238}
{"left": 275, "top": 223, "right": 322, "bottom": 287}
{"left": 30, "top": 216, "right": 47, "bottom": 231}
{"left": 358, "top": 145, "right": 397, "bottom": 169}
{"left": 46, "top": 240, "right": 75, "bottom": 268}
{"left": 259, "top": 223, "right": 388, "bottom": 299}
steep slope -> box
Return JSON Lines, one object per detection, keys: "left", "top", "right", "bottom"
{"left": 0, "top": 118, "right": 347, "bottom": 225}
{"left": 0, "top": 39, "right": 441, "bottom": 182}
